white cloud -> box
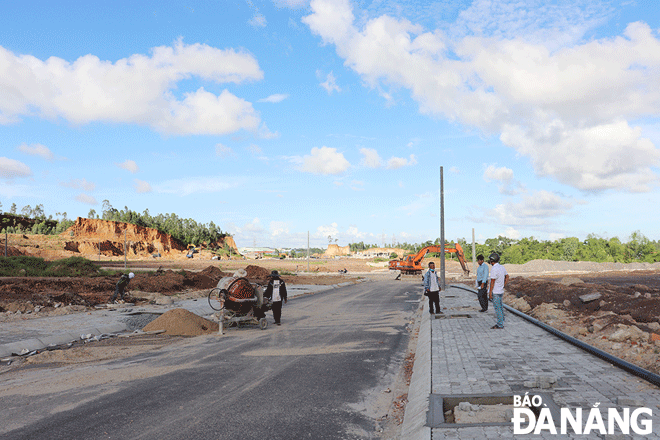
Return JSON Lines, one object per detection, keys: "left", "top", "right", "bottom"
{"left": 249, "top": 13, "right": 267, "bottom": 27}
{"left": 270, "top": 221, "right": 289, "bottom": 236}
{"left": 359, "top": 147, "right": 382, "bottom": 168}
{"left": 489, "top": 190, "right": 574, "bottom": 226}
{"left": 75, "top": 193, "right": 97, "bottom": 205}
{"left": 316, "top": 222, "right": 339, "bottom": 239}
{"left": 350, "top": 180, "right": 364, "bottom": 191}
{"left": 215, "top": 143, "right": 235, "bottom": 157}
{"left": 483, "top": 165, "right": 514, "bottom": 183}
{"left": 501, "top": 227, "right": 521, "bottom": 239}
{"left": 483, "top": 164, "right": 525, "bottom": 195}
{"left": 116, "top": 160, "right": 139, "bottom": 173}
{"left": 154, "top": 176, "right": 236, "bottom": 196}
{"left": 319, "top": 71, "right": 341, "bottom": 94}
{"left": 134, "top": 179, "right": 152, "bottom": 194}
{"left": 346, "top": 225, "right": 366, "bottom": 240}
{"left": 302, "top": 1, "right": 660, "bottom": 192}
{"left": 243, "top": 218, "right": 265, "bottom": 234}
{"left": 0, "top": 157, "right": 31, "bottom": 178}
{"left": 386, "top": 154, "right": 417, "bottom": 169}
{"left": 17, "top": 143, "right": 54, "bottom": 161}
{"left": 258, "top": 93, "right": 289, "bottom": 103}
{"left": 60, "top": 178, "right": 95, "bottom": 191}
{"left": 298, "top": 146, "right": 350, "bottom": 175}
{"left": 0, "top": 40, "right": 264, "bottom": 135}
{"left": 360, "top": 148, "right": 416, "bottom": 170}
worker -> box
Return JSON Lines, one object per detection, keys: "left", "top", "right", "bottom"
{"left": 422, "top": 262, "right": 442, "bottom": 315}
{"left": 264, "top": 270, "right": 287, "bottom": 325}
{"left": 476, "top": 254, "right": 489, "bottom": 312}
{"left": 110, "top": 272, "right": 134, "bottom": 303}
{"left": 488, "top": 252, "right": 509, "bottom": 329}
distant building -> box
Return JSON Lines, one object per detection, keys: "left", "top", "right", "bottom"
{"left": 238, "top": 247, "right": 279, "bottom": 259}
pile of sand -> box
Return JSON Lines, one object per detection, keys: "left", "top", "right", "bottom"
{"left": 142, "top": 308, "right": 219, "bottom": 336}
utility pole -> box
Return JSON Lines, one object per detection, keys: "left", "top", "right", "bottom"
{"left": 307, "top": 231, "right": 310, "bottom": 272}
{"left": 472, "top": 228, "right": 476, "bottom": 277}
{"left": 124, "top": 229, "right": 127, "bottom": 270}
{"left": 440, "top": 166, "right": 446, "bottom": 290}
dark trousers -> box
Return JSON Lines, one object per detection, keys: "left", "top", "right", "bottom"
{"left": 272, "top": 301, "right": 283, "bottom": 323}
{"left": 111, "top": 285, "right": 125, "bottom": 301}
{"left": 477, "top": 285, "right": 489, "bottom": 311}
{"left": 427, "top": 291, "right": 440, "bottom": 314}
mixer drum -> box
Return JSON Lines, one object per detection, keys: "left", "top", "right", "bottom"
{"left": 217, "top": 276, "right": 256, "bottom": 314}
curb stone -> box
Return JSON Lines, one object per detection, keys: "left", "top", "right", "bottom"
{"left": 400, "top": 299, "right": 432, "bottom": 439}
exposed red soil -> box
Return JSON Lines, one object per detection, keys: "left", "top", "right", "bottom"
{"left": 0, "top": 265, "right": 234, "bottom": 310}
{"left": 506, "top": 273, "right": 660, "bottom": 326}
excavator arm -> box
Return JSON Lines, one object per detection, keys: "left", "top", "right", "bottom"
{"left": 389, "top": 242, "right": 470, "bottom": 276}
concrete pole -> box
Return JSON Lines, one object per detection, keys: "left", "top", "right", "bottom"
{"left": 4, "top": 230, "right": 7, "bottom": 257}
{"left": 307, "top": 231, "right": 310, "bottom": 272}
{"left": 217, "top": 309, "right": 224, "bottom": 336}
{"left": 124, "top": 229, "right": 127, "bottom": 270}
{"left": 472, "top": 228, "right": 476, "bottom": 277}
{"left": 440, "top": 166, "right": 446, "bottom": 290}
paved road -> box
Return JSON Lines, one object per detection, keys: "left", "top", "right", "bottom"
{"left": 1, "top": 280, "right": 420, "bottom": 440}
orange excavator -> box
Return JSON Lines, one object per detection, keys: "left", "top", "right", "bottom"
{"left": 389, "top": 242, "right": 470, "bottom": 276}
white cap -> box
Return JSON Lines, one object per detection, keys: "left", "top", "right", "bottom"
{"left": 129, "top": 272, "right": 135, "bottom": 279}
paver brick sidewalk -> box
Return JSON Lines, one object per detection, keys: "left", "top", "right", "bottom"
{"left": 430, "top": 286, "right": 660, "bottom": 439}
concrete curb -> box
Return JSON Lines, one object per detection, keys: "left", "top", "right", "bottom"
{"left": 400, "top": 299, "right": 432, "bottom": 440}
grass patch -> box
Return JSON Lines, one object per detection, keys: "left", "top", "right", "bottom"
{"left": 0, "top": 256, "right": 108, "bottom": 277}
{"left": 373, "top": 257, "right": 389, "bottom": 263}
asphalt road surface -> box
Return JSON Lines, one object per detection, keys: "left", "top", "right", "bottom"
{"left": 1, "top": 280, "right": 421, "bottom": 440}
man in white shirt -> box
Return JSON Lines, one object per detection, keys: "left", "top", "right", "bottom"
{"left": 488, "top": 253, "right": 509, "bottom": 329}
{"left": 423, "top": 262, "right": 442, "bottom": 315}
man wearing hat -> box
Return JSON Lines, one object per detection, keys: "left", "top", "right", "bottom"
{"left": 264, "top": 270, "right": 288, "bottom": 325}
{"left": 111, "top": 272, "right": 134, "bottom": 303}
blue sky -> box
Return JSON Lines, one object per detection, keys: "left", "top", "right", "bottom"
{"left": 1, "top": 0, "right": 659, "bottom": 249}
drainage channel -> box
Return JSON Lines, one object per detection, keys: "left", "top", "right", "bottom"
{"left": 450, "top": 284, "right": 660, "bottom": 388}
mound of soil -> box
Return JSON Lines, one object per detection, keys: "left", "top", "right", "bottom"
{"left": 244, "top": 265, "right": 271, "bottom": 282}
{"left": 507, "top": 276, "right": 660, "bottom": 325}
{"left": 0, "top": 265, "right": 233, "bottom": 311}
{"left": 142, "top": 308, "right": 219, "bottom": 335}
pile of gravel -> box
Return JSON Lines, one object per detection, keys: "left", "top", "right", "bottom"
{"left": 121, "top": 313, "right": 160, "bottom": 331}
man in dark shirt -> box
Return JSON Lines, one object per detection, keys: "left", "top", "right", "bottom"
{"left": 264, "top": 270, "right": 287, "bottom": 325}
{"left": 110, "top": 272, "right": 134, "bottom": 303}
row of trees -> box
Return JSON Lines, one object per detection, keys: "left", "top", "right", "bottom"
{"left": 0, "top": 200, "right": 230, "bottom": 247}
{"left": 361, "top": 232, "right": 660, "bottom": 264}
{"left": 95, "top": 200, "right": 229, "bottom": 246}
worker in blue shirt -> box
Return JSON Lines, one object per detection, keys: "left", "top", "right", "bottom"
{"left": 476, "top": 254, "right": 489, "bottom": 312}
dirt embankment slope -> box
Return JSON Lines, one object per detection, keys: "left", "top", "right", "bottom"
{"left": 62, "top": 217, "right": 187, "bottom": 257}
{"left": 1, "top": 218, "right": 239, "bottom": 260}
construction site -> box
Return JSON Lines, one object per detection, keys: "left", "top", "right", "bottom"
{"left": 1, "top": 218, "right": 660, "bottom": 438}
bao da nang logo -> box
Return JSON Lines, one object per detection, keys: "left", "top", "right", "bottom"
{"left": 512, "top": 393, "right": 652, "bottom": 435}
